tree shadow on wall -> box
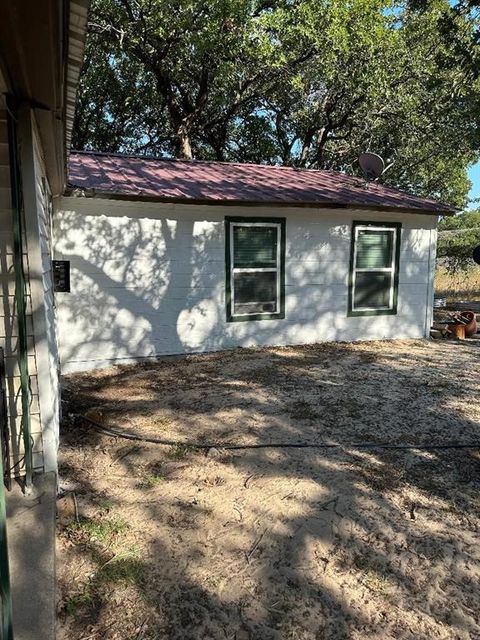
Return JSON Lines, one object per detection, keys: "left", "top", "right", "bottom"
{"left": 56, "top": 205, "right": 213, "bottom": 364}
{"left": 55, "top": 202, "right": 434, "bottom": 370}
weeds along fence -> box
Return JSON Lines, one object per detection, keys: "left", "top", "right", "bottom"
{"left": 435, "top": 228, "right": 480, "bottom": 301}
{"left": 435, "top": 265, "right": 480, "bottom": 301}
{"left": 436, "top": 227, "right": 480, "bottom": 300}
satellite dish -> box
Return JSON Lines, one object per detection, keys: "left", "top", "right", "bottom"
{"left": 473, "top": 245, "right": 480, "bottom": 265}
{"left": 359, "top": 152, "right": 385, "bottom": 181}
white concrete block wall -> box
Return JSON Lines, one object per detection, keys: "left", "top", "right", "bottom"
{"left": 55, "top": 197, "right": 438, "bottom": 373}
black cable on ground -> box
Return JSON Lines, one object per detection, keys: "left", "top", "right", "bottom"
{"left": 76, "top": 414, "right": 480, "bottom": 451}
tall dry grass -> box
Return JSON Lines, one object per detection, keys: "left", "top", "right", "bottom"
{"left": 435, "top": 266, "right": 480, "bottom": 301}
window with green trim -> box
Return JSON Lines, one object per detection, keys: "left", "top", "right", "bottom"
{"left": 348, "top": 222, "right": 401, "bottom": 316}
{"left": 225, "top": 217, "right": 285, "bottom": 322}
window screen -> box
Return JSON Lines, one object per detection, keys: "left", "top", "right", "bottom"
{"left": 233, "top": 226, "right": 277, "bottom": 268}
{"left": 226, "top": 218, "right": 285, "bottom": 321}
{"left": 355, "top": 230, "right": 393, "bottom": 269}
{"left": 348, "top": 223, "right": 401, "bottom": 316}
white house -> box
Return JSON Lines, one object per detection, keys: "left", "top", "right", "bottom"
{"left": 54, "top": 151, "right": 454, "bottom": 373}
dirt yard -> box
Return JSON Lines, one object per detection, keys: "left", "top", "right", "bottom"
{"left": 56, "top": 339, "right": 480, "bottom": 640}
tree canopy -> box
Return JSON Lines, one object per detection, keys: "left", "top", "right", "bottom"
{"left": 73, "top": 0, "right": 480, "bottom": 208}
{"left": 437, "top": 210, "right": 480, "bottom": 272}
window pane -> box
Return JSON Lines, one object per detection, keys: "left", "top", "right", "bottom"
{"left": 356, "top": 230, "right": 393, "bottom": 269}
{"left": 233, "top": 226, "right": 277, "bottom": 268}
{"left": 233, "top": 272, "right": 277, "bottom": 314}
{"left": 354, "top": 272, "right": 392, "bottom": 309}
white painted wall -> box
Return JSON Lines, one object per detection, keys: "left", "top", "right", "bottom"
{"left": 17, "top": 110, "right": 60, "bottom": 473}
{"left": 54, "top": 197, "right": 437, "bottom": 373}
{"left": 29, "top": 117, "right": 60, "bottom": 472}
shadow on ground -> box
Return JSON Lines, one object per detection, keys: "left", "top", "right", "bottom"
{"left": 56, "top": 339, "right": 480, "bottom": 640}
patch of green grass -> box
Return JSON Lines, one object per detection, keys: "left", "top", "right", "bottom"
{"left": 140, "top": 472, "right": 166, "bottom": 489}
{"left": 167, "top": 444, "right": 193, "bottom": 460}
{"left": 63, "top": 547, "right": 145, "bottom": 619}
{"left": 363, "top": 569, "right": 391, "bottom": 595}
{"left": 63, "top": 589, "right": 94, "bottom": 616}
{"left": 76, "top": 515, "right": 129, "bottom": 543}
{"left": 99, "top": 557, "right": 144, "bottom": 585}
{"left": 95, "top": 496, "right": 115, "bottom": 510}
{"left": 151, "top": 414, "right": 173, "bottom": 427}
{"left": 97, "top": 548, "right": 144, "bottom": 585}
{"left": 351, "top": 554, "right": 392, "bottom": 595}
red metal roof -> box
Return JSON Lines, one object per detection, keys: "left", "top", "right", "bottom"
{"left": 67, "top": 151, "right": 454, "bottom": 214}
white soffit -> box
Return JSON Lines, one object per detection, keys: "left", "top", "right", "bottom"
{"left": 65, "top": 0, "right": 89, "bottom": 152}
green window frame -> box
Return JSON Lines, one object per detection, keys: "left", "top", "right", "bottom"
{"left": 225, "top": 217, "right": 286, "bottom": 322}
{"left": 348, "top": 221, "right": 401, "bottom": 317}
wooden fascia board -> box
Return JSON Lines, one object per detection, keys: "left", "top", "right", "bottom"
{"left": 64, "top": 188, "right": 454, "bottom": 216}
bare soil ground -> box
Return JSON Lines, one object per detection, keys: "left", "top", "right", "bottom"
{"left": 57, "top": 339, "right": 480, "bottom": 640}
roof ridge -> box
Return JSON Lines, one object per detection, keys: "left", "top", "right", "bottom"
{"left": 69, "top": 149, "right": 357, "bottom": 177}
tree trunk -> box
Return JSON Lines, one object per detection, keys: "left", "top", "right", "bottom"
{"left": 298, "top": 135, "right": 313, "bottom": 167}
{"left": 175, "top": 123, "right": 193, "bottom": 159}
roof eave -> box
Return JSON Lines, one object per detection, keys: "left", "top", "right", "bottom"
{"left": 64, "top": 0, "right": 89, "bottom": 155}
{"left": 65, "top": 186, "right": 455, "bottom": 216}
{"left": 0, "top": 1, "right": 89, "bottom": 196}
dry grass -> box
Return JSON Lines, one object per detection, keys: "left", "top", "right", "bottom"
{"left": 57, "top": 340, "right": 480, "bottom": 640}
{"left": 435, "top": 266, "right": 480, "bottom": 301}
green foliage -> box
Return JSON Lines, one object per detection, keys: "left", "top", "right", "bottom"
{"left": 98, "top": 549, "right": 144, "bottom": 585}
{"left": 74, "top": 514, "right": 129, "bottom": 543}
{"left": 140, "top": 472, "right": 165, "bottom": 488}
{"left": 63, "top": 590, "right": 95, "bottom": 616}
{"left": 439, "top": 210, "right": 480, "bottom": 231}
{"left": 437, "top": 210, "right": 480, "bottom": 273}
{"left": 166, "top": 444, "right": 192, "bottom": 460}
{"left": 62, "top": 548, "right": 144, "bottom": 619}
{"left": 73, "top": 0, "right": 480, "bottom": 207}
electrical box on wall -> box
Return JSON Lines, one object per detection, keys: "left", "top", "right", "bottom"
{"left": 52, "top": 260, "right": 70, "bottom": 293}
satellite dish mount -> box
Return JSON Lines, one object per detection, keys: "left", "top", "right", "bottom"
{"left": 359, "top": 152, "right": 385, "bottom": 183}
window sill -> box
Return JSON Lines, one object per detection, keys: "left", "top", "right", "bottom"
{"left": 347, "top": 308, "right": 398, "bottom": 317}
{"left": 227, "top": 312, "right": 285, "bottom": 322}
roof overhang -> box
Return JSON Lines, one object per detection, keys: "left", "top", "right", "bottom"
{"left": 0, "top": 0, "right": 88, "bottom": 195}
{"left": 65, "top": 188, "right": 452, "bottom": 216}
{"left": 66, "top": 151, "right": 458, "bottom": 215}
